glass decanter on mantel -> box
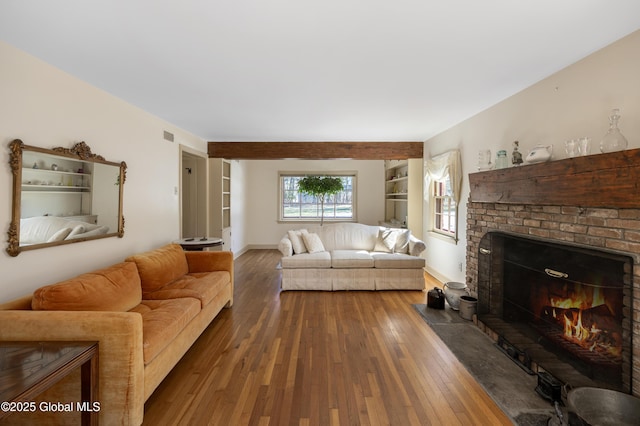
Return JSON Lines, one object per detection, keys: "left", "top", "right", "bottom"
{"left": 600, "top": 108, "right": 628, "bottom": 153}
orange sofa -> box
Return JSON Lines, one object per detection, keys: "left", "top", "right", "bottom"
{"left": 0, "top": 244, "right": 233, "bottom": 425}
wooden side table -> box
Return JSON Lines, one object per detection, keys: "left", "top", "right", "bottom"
{"left": 0, "top": 341, "right": 99, "bottom": 425}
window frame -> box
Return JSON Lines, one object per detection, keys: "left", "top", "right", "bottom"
{"left": 431, "top": 176, "right": 457, "bottom": 239}
{"left": 278, "top": 171, "right": 357, "bottom": 223}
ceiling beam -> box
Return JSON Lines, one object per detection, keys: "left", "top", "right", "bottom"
{"left": 207, "top": 142, "right": 423, "bottom": 160}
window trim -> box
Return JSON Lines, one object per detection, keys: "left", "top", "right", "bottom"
{"left": 430, "top": 177, "right": 457, "bottom": 241}
{"left": 425, "top": 150, "right": 461, "bottom": 243}
{"left": 278, "top": 171, "right": 357, "bottom": 223}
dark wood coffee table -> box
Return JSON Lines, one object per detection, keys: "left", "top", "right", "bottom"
{"left": 0, "top": 341, "right": 99, "bottom": 425}
{"left": 175, "top": 237, "right": 223, "bottom": 251}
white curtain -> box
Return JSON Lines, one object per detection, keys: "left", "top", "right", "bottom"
{"left": 424, "top": 149, "right": 462, "bottom": 204}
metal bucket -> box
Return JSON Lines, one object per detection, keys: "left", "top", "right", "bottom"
{"left": 567, "top": 387, "right": 640, "bottom": 426}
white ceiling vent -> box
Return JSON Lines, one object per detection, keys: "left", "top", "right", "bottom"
{"left": 163, "top": 131, "right": 174, "bottom": 142}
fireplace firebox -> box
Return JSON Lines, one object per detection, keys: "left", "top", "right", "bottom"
{"left": 477, "top": 232, "right": 633, "bottom": 393}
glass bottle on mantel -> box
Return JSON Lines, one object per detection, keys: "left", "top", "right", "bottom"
{"left": 600, "top": 108, "right": 628, "bottom": 153}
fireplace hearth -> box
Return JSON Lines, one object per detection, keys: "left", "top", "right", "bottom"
{"left": 477, "top": 232, "right": 632, "bottom": 392}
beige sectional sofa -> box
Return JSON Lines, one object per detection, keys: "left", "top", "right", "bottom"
{"left": 0, "top": 243, "right": 233, "bottom": 425}
{"left": 278, "top": 222, "right": 426, "bottom": 291}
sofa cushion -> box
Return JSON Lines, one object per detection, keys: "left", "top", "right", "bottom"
{"left": 126, "top": 244, "right": 189, "bottom": 292}
{"left": 320, "top": 223, "right": 378, "bottom": 251}
{"left": 32, "top": 262, "right": 142, "bottom": 311}
{"left": 129, "top": 297, "right": 201, "bottom": 364}
{"left": 281, "top": 251, "right": 332, "bottom": 268}
{"left": 302, "top": 232, "right": 325, "bottom": 253}
{"left": 288, "top": 229, "right": 309, "bottom": 254}
{"left": 331, "top": 250, "right": 374, "bottom": 268}
{"left": 371, "top": 252, "right": 426, "bottom": 269}
{"left": 141, "top": 271, "right": 231, "bottom": 308}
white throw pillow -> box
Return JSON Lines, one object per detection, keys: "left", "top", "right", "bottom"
{"left": 394, "top": 229, "right": 411, "bottom": 254}
{"left": 67, "top": 225, "right": 86, "bottom": 239}
{"left": 373, "top": 228, "right": 397, "bottom": 253}
{"left": 288, "top": 229, "right": 309, "bottom": 254}
{"left": 68, "top": 226, "right": 109, "bottom": 239}
{"left": 302, "top": 232, "right": 325, "bottom": 253}
{"left": 47, "top": 227, "right": 72, "bottom": 242}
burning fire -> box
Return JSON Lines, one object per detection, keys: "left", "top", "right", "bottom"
{"left": 547, "top": 285, "right": 620, "bottom": 358}
{"left": 550, "top": 285, "right": 605, "bottom": 310}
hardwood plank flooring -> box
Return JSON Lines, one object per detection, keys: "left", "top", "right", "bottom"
{"left": 143, "top": 250, "right": 512, "bottom": 425}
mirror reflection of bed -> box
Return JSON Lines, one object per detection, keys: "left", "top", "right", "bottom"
{"left": 20, "top": 216, "right": 110, "bottom": 245}
{"left": 7, "top": 139, "right": 126, "bottom": 256}
{"left": 19, "top": 160, "right": 120, "bottom": 246}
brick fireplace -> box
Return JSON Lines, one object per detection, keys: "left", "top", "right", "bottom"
{"left": 466, "top": 148, "right": 640, "bottom": 397}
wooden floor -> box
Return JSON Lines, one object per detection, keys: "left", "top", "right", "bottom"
{"left": 143, "top": 250, "right": 512, "bottom": 425}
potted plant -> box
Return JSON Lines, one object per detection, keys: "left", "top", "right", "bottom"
{"left": 297, "top": 175, "right": 344, "bottom": 225}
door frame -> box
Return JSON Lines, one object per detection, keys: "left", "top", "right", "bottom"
{"left": 179, "top": 145, "right": 209, "bottom": 238}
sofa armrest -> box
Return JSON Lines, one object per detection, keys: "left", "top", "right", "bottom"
{"left": 409, "top": 235, "right": 426, "bottom": 257}
{"left": 0, "top": 310, "right": 144, "bottom": 425}
{"left": 278, "top": 237, "right": 293, "bottom": 257}
{"left": 185, "top": 250, "right": 233, "bottom": 274}
{"left": 185, "top": 251, "right": 234, "bottom": 306}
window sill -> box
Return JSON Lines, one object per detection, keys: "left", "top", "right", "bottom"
{"left": 427, "top": 230, "right": 458, "bottom": 244}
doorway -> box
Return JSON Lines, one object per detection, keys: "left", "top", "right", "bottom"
{"left": 180, "top": 147, "right": 208, "bottom": 238}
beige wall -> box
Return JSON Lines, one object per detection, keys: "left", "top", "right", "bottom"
{"left": 423, "top": 30, "right": 640, "bottom": 284}
{"left": 0, "top": 41, "right": 207, "bottom": 302}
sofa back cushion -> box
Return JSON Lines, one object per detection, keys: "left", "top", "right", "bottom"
{"left": 32, "top": 262, "right": 142, "bottom": 311}
{"left": 311, "top": 223, "right": 378, "bottom": 251}
{"left": 125, "top": 244, "right": 189, "bottom": 291}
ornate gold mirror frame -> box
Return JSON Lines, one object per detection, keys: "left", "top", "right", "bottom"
{"left": 7, "top": 139, "right": 126, "bottom": 256}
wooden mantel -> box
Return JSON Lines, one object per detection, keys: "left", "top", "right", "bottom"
{"left": 469, "top": 148, "right": 640, "bottom": 208}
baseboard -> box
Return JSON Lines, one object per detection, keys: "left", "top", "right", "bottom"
{"left": 233, "top": 244, "right": 278, "bottom": 259}
{"left": 423, "top": 265, "right": 448, "bottom": 284}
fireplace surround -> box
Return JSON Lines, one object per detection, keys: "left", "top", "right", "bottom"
{"left": 467, "top": 148, "right": 640, "bottom": 396}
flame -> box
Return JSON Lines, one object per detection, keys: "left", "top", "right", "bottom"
{"left": 549, "top": 284, "right": 620, "bottom": 357}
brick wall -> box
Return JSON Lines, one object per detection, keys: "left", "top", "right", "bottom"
{"left": 466, "top": 201, "right": 640, "bottom": 395}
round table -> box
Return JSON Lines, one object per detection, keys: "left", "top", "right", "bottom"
{"left": 174, "top": 237, "right": 223, "bottom": 251}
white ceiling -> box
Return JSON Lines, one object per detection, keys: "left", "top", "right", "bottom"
{"left": 1, "top": 1, "right": 639, "bottom": 142}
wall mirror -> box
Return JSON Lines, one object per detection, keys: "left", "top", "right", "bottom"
{"left": 7, "top": 139, "right": 126, "bottom": 256}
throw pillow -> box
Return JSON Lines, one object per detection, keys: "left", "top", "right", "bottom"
{"left": 67, "top": 224, "right": 86, "bottom": 239}
{"left": 288, "top": 229, "right": 309, "bottom": 254}
{"left": 373, "top": 228, "right": 397, "bottom": 253}
{"left": 394, "top": 229, "right": 411, "bottom": 254}
{"left": 302, "top": 232, "right": 325, "bottom": 253}
{"left": 47, "top": 227, "right": 72, "bottom": 243}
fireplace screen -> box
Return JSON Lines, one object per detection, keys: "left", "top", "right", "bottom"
{"left": 478, "top": 232, "right": 632, "bottom": 393}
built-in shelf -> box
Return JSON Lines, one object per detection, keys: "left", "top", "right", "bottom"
{"left": 210, "top": 158, "right": 232, "bottom": 251}
{"left": 381, "top": 159, "right": 423, "bottom": 238}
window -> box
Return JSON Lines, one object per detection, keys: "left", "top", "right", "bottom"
{"left": 432, "top": 176, "right": 456, "bottom": 236}
{"left": 425, "top": 150, "right": 461, "bottom": 241}
{"left": 279, "top": 173, "right": 355, "bottom": 222}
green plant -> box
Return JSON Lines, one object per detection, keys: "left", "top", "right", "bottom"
{"left": 297, "top": 175, "right": 344, "bottom": 225}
